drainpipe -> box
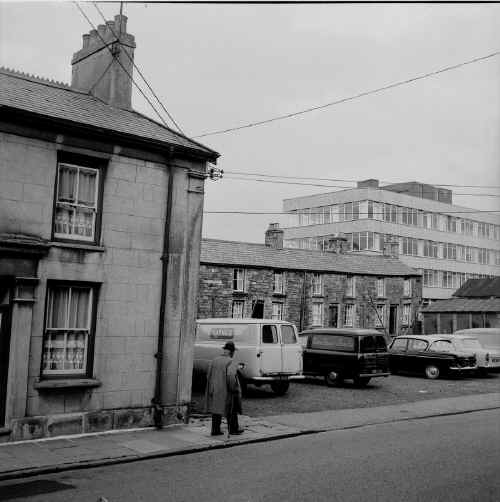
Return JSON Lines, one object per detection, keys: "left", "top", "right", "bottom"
{"left": 153, "top": 147, "right": 175, "bottom": 429}
{"left": 299, "top": 272, "right": 307, "bottom": 331}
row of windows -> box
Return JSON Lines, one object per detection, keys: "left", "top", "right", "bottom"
{"left": 284, "top": 233, "right": 500, "bottom": 266}
{"left": 287, "top": 200, "right": 500, "bottom": 241}
{"left": 232, "top": 300, "right": 412, "bottom": 328}
{"left": 233, "top": 269, "right": 412, "bottom": 298}
{"left": 420, "top": 269, "right": 492, "bottom": 289}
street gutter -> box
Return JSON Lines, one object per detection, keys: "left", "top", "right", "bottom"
{"left": 1, "top": 403, "right": 499, "bottom": 482}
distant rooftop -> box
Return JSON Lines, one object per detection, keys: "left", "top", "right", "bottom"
{"left": 201, "top": 238, "right": 419, "bottom": 277}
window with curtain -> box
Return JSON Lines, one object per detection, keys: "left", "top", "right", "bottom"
{"left": 345, "top": 276, "right": 356, "bottom": 297}
{"left": 312, "top": 303, "right": 323, "bottom": 326}
{"left": 232, "top": 300, "right": 244, "bottom": 318}
{"left": 42, "top": 284, "right": 97, "bottom": 376}
{"left": 273, "top": 271, "right": 284, "bottom": 294}
{"left": 54, "top": 162, "right": 100, "bottom": 242}
{"left": 233, "top": 268, "right": 246, "bottom": 291}
{"left": 375, "top": 304, "right": 386, "bottom": 327}
{"left": 343, "top": 304, "right": 355, "bottom": 327}
{"left": 376, "top": 278, "right": 385, "bottom": 297}
{"left": 312, "top": 273, "right": 323, "bottom": 296}
{"left": 272, "top": 302, "right": 283, "bottom": 320}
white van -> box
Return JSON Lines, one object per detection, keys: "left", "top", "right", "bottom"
{"left": 193, "top": 318, "right": 303, "bottom": 395}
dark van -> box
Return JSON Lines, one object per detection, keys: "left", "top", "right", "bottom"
{"left": 299, "top": 328, "right": 390, "bottom": 386}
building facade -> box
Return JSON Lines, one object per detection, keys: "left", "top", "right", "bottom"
{"left": 282, "top": 179, "right": 500, "bottom": 302}
{"left": 198, "top": 225, "right": 421, "bottom": 337}
{"left": 0, "top": 15, "right": 219, "bottom": 440}
{"left": 421, "top": 278, "right": 500, "bottom": 333}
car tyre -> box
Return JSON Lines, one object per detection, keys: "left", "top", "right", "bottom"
{"left": 425, "top": 365, "right": 440, "bottom": 379}
{"left": 325, "top": 371, "right": 342, "bottom": 387}
{"left": 353, "top": 376, "right": 371, "bottom": 387}
{"left": 270, "top": 381, "right": 289, "bottom": 396}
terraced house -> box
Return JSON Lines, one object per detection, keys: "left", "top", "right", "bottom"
{"left": 198, "top": 224, "right": 421, "bottom": 336}
{"left": 0, "top": 15, "right": 219, "bottom": 440}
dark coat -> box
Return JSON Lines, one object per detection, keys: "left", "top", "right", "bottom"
{"left": 205, "top": 354, "right": 242, "bottom": 416}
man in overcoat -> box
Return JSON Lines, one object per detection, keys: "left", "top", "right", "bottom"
{"left": 205, "top": 341, "right": 243, "bottom": 436}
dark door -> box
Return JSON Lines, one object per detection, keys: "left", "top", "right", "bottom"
{"left": 0, "top": 305, "right": 12, "bottom": 427}
{"left": 328, "top": 305, "right": 338, "bottom": 327}
{"left": 389, "top": 305, "right": 398, "bottom": 336}
{"left": 251, "top": 300, "right": 264, "bottom": 319}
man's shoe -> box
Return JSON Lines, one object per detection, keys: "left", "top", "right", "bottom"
{"left": 211, "top": 431, "right": 224, "bottom": 436}
{"left": 229, "top": 429, "right": 244, "bottom": 435}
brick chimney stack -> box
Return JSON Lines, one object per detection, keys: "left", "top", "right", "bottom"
{"left": 71, "top": 15, "right": 136, "bottom": 109}
{"left": 265, "top": 223, "right": 284, "bottom": 249}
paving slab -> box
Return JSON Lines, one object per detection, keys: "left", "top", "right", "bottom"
{"left": 0, "top": 393, "right": 498, "bottom": 481}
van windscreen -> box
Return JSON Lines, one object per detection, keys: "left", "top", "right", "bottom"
{"left": 196, "top": 324, "right": 257, "bottom": 345}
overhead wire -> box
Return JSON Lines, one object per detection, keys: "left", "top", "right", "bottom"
{"left": 222, "top": 175, "right": 500, "bottom": 197}
{"left": 193, "top": 49, "right": 500, "bottom": 138}
{"left": 92, "top": 2, "right": 185, "bottom": 134}
{"left": 222, "top": 171, "right": 500, "bottom": 190}
{"left": 73, "top": 1, "right": 170, "bottom": 127}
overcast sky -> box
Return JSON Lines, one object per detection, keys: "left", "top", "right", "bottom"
{"left": 1, "top": 1, "right": 499, "bottom": 243}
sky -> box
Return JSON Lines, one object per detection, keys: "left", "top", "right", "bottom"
{"left": 1, "top": 1, "right": 499, "bottom": 243}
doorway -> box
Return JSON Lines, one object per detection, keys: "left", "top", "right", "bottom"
{"left": 389, "top": 305, "right": 398, "bottom": 336}
{"left": 251, "top": 300, "right": 264, "bottom": 319}
{"left": 328, "top": 304, "right": 339, "bottom": 327}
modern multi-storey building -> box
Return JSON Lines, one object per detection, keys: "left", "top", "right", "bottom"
{"left": 282, "top": 179, "right": 500, "bottom": 302}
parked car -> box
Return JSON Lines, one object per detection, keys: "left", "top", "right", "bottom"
{"left": 193, "top": 318, "right": 303, "bottom": 395}
{"left": 298, "top": 328, "right": 390, "bottom": 387}
{"left": 388, "top": 335, "right": 477, "bottom": 379}
{"left": 453, "top": 328, "right": 500, "bottom": 372}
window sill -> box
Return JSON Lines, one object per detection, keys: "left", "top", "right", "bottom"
{"left": 312, "top": 294, "right": 324, "bottom": 299}
{"left": 232, "top": 291, "right": 248, "bottom": 296}
{"left": 272, "top": 292, "right": 287, "bottom": 298}
{"left": 34, "top": 378, "right": 102, "bottom": 390}
{"left": 50, "top": 241, "right": 105, "bottom": 252}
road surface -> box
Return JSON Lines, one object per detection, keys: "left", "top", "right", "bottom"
{"left": 1, "top": 408, "right": 499, "bottom": 502}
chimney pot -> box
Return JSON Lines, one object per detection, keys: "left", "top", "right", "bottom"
{"left": 114, "top": 14, "right": 127, "bottom": 34}
{"left": 82, "top": 34, "right": 90, "bottom": 49}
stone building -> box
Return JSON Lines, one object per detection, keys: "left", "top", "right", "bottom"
{"left": 420, "top": 277, "right": 500, "bottom": 333}
{"left": 198, "top": 224, "right": 421, "bottom": 336}
{"left": 0, "top": 15, "right": 219, "bottom": 440}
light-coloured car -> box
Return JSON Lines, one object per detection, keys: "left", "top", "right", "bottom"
{"left": 193, "top": 318, "right": 303, "bottom": 395}
{"left": 454, "top": 328, "right": 500, "bottom": 371}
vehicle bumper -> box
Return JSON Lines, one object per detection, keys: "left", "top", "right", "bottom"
{"left": 449, "top": 366, "right": 477, "bottom": 372}
{"left": 358, "top": 372, "right": 390, "bottom": 378}
{"left": 250, "top": 375, "right": 305, "bottom": 382}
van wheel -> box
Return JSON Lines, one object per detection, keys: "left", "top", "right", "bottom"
{"left": 353, "top": 377, "right": 371, "bottom": 387}
{"left": 270, "top": 381, "right": 289, "bottom": 396}
{"left": 325, "top": 372, "right": 342, "bottom": 387}
{"left": 425, "top": 365, "right": 440, "bottom": 379}
{"left": 237, "top": 374, "right": 248, "bottom": 395}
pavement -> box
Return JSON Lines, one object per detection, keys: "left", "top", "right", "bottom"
{"left": 0, "top": 392, "right": 499, "bottom": 482}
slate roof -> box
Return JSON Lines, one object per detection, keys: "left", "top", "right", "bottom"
{"left": 201, "top": 239, "right": 420, "bottom": 276}
{"left": 421, "top": 298, "right": 500, "bottom": 313}
{"left": 0, "top": 68, "right": 218, "bottom": 161}
{"left": 453, "top": 278, "right": 500, "bottom": 298}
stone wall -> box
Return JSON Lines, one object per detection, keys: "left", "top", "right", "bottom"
{"left": 198, "top": 264, "right": 422, "bottom": 335}
{"left": 1, "top": 131, "right": 206, "bottom": 440}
